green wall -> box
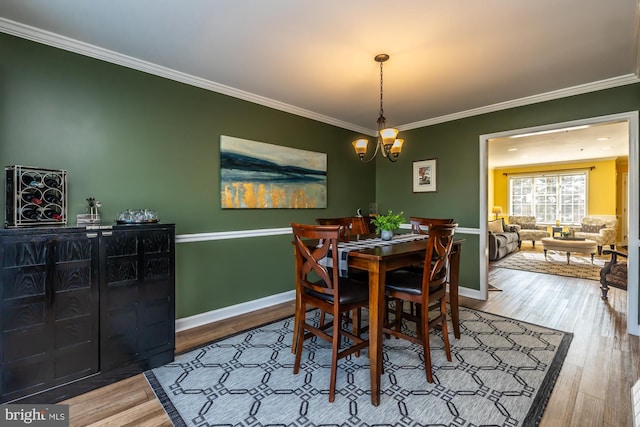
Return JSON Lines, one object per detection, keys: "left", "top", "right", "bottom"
{"left": 0, "top": 33, "right": 376, "bottom": 317}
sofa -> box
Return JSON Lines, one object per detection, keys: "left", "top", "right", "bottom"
{"left": 488, "top": 219, "right": 520, "bottom": 261}
{"left": 507, "top": 215, "right": 550, "bottom": 246}
{"left": 573, "top": 216, "right": 618, "bottom": 255}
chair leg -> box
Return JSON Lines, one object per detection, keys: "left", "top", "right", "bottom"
{"left": 415, "top": 303, "right": 423, "bottom": 339}
{"left": 319, "top": 311, "right": 326, "bottom": 327}
{"left": 329, "top": 314, "right": 341, "bottom": 403}
{"left": 291, "top": 293, "right": 300, "bottom": 354}
{"left": 291, "top": 313, "right": 298, "bottom": 354}
{"left": 353, "top": 308, "right": 361, "bottom": 357}
{"left": 420, "top": 303, "right": 433, "bottom": 383}
{"left": 293, "top": 307, "right": 306, "bottom": 374}
{"left": 394, "top": 299, "right": 403, "bottom": 334}
{"left": 440, "top": 298, "right": 452, "bottom": 362}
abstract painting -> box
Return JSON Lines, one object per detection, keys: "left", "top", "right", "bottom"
{"left": 220, "top": 135, "right": 327, "bottom": 209}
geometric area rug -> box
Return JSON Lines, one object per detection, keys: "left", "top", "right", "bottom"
{"left": 145, "top": 308, "right": 572, "bottom": 426}
{"left": 492, "top": 248, "right": 607, "bottom": 281}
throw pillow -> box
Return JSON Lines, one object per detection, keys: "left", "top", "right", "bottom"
{"left": 582, "top": 223, "right": 604, "bottom": 233}
{"left": 488, "top": 219, "right": 504, "bottom": 233}
{"left": 521, "top": 223, "right": 536, "bottom": 230}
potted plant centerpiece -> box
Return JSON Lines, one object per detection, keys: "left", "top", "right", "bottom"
{"left": 371, "top": 210, "right": 406, "bottom": 240}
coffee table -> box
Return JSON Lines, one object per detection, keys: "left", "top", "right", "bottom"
{"left": 541, "top": 237, "right": 597, "bottom": 264}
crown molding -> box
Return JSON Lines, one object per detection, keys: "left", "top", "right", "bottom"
{"left": 0, "top": 18, "right": 374, "bottom": 136}
{"left": 0, "top": 16, "right": 636, "bottom": 137}
{"left": 398, "top": 74, "right": 640, "bottom": 131}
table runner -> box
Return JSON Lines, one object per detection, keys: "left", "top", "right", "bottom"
{"left": 319, "top": 233, "right": 429, "bottom": 277}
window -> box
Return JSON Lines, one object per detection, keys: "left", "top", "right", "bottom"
{"left": 509, "top": 172, "right": 587, "bottom": 224}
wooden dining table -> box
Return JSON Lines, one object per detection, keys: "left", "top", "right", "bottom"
{"left": 342, "top": 234, "right": 464, "bottom": 406}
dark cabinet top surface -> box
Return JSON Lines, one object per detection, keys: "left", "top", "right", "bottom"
{"left": 0, "top": 223, "right": 176, "bottom": 236}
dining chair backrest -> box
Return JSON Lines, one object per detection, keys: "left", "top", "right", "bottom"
{"left": 315, "top": 217, "right": 354, "bottom": 240}
{"left": 422, "top": 223, "right": 457, "bottom": 287}
{"left": 410, "top": 217, "right": 455, "bottom": 235}
{"left": 291, "top": 222, "right": 341, "bottom": 298}
{"left": 351, "top": 216, "right": 375, "bottom": 235}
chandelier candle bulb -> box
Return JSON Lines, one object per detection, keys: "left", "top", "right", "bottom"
{"left": 352, "top": 139, "right": 369, "bottom": 158}
{"left": 390, "top": 139, "right": 404, "bottom": 154}
{"left": 380, "top": 128, "right": 399, "bottom": 144}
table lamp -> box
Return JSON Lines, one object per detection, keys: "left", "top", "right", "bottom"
{"left": 491, "top": 206, "right": 502, "bottom": 220}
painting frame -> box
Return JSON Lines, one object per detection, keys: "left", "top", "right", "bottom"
{"left": 412, "top": 158, "right": 437, "bottom": 193}
{"left": 220, "top": 135, "right": 327, "bottom": 209}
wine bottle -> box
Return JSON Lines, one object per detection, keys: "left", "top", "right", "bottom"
{"left": 21, "top": 207, "right": 40, "bottom": 220}
{"left": 21, "top": 174, "right": 35, "bottom": 187}
{"left": 44, "top": 176, "right": 60, "bottom": 188}
{"left": 42, "top": 208, "right": 62, "bottom": 220}
{"left": 21, "top": 190, "right": 42, "bottom": 204}
{"left": 43, "top": 193, "right": 60, "bottom": 204}
{"left": 21, "top": 174, "right": 44, "bottom": 188}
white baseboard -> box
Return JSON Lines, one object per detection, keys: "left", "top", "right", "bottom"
{"left": 175, "top": 290, "right": 296, "bottom": 332}
{"left": 458, "top": 286, "right": 483, "bottom": 300}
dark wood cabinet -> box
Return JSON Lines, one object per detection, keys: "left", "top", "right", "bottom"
{"left": 0, "top": 224, "right": 175, "bottom": 403}
{"left": 99, "top": 226, "right": 175, "bottom": 371}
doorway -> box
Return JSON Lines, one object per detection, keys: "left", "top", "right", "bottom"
{"left": 479, "top": 112, "right": 639, "bottom": 335}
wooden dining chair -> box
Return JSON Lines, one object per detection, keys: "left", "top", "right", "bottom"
{"left": 410, "top": 217, "right": 455, "bottom": 235}
{"left": 383, "top": 223, "right": 457, "bottom": 383}
{"left": 290, "top": 222, "right": 370, "bottom": 402}
{"left": 315, "top": 217, "right": 353, "bottom": 240}
{"left": 352, "top": 216, "right": 375, "bottom": 235}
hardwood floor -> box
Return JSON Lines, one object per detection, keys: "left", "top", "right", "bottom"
{"left": 62, "top": 268, "right": 636, "bottom": 426}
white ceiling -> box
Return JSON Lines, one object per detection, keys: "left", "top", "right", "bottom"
{"left": 488, "top": 121, "right": 630, "bottom": 168}
{"left": 0, "top": 0, "right": 639, "bottom": 163}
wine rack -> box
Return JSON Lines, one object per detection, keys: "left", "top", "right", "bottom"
{"left": 5, "top": 165, "right": 68, "bottom": 227}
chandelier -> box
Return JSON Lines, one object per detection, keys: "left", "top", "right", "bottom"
{"left": 352, "top": 53, "right": 404, "bottom": 162}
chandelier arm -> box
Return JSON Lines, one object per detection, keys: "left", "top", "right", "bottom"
{"left": 379, "top": 137, "right": 390, "bottom": 159}
{"left": 358, "top": 138, "right": 382, "bottom": 163}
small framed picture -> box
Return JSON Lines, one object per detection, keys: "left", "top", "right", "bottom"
{"left": 413, "top": 158, "right": 437, "bottom": 193}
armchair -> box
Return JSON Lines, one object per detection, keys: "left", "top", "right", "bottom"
{"left": 599, "top": 249, "right": 627, "bottom": 300}
{"left": 507, "top": 215, "right": 550, "bottom": 246}
{"left": 573, "top": 216, "right": 617, "bottom": 255}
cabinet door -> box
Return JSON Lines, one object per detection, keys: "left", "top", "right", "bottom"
{"left": 100, "top": 226, "right": 175, "bottom": 371}
{"left": 0, "top": 232, "right": 99, "bottom": 403}
{"left": 50, "top": 232, "right": 100, "bottom": 385}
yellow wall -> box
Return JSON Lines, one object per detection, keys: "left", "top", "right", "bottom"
{"left": 616, "top": 158, "right": 629, "bottom": 242}
{"left": 488, "top": 168, "right": 496, "bottom": 218}
{"left": 492, "top": 159, "right": 620, "bottom": 221}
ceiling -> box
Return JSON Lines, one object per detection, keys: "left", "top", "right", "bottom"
{"left": 0, "top": 0, "right": 639, "bottom": 163}
{"left": 488, "top": 120, "right": 630, "bottom": 168}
